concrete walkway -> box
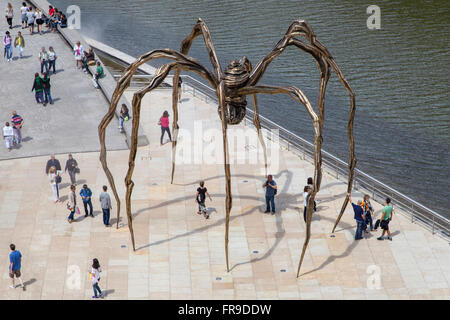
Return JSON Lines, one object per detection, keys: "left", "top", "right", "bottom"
{"left": 0, "top": 0, "right": 127, "bottom": 160}
{"left": 0, "top": 81, "right": 448, "bottom": 299}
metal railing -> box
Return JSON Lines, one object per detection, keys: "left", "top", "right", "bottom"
{"left": 113, "top": 72, "right": 449, "bottom": 242}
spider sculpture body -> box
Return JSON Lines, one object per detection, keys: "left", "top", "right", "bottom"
{"left": 99, "top": 18, "right": 356, "bottom": 277}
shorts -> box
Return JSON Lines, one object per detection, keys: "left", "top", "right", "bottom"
{"left": 36, "top": 19, "right": 44, "bottom": 25}
{"left": 380, "top": 219, "right": 390, "bottom": 230}
{"left": 9, "top": 269, "right": 21, "bottom": 278}
{"left": 21, "top": 14, "right": 27, "bottom": 22}
{"left": 28, "top": 22, "right": 35, "bottom": 26}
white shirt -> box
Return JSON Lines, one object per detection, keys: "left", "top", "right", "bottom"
{"left": 48, "top": 51, "right": 57, "bottom": 60}
{"left": 91, "top": 267, "right": 102, "bottom": 284}
{"left": 73, "top": 45, "right": 83, "bottom": 57}
{"left": 20, "top": 6, "right": 28, "bottom": 15}
{"left": 303, "top": 191, "right": 309, "bottom": 207}
{"left": 26, "top": 11, "right": 35, "bottom": 22}
{"left": 3, "top": 126, "right": 13, "bottom": 137}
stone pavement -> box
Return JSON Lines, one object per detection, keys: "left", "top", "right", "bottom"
{"left": 0, "top": 81, "right": 449, "bottom": 299}
{"left": 0, "top": 0, "right": 127, "bottom": 160}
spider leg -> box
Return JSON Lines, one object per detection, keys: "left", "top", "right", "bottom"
{"left": 239, "top": 56, "right": 268, "bottom": 176}
{"left": 171, "top": 18, "right": 223, "bottom": 183}
{"left": 99, "top": 49, "right": 218, "bottom": 247}
{"left": 237, "top": 85, "right": 321, "bottom": 278}
{"left": 217, "top": 81, "right": 232, "bottom": 272}
{"left": 247, "top": 20, "right": 356, "bottom": 233}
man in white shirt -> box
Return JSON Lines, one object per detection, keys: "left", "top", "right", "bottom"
{"left": 3, "top": 122, "right": 14, "bottom": 151}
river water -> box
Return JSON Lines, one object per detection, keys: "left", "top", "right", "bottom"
{"left": 51, "top": 0, "right": 450, "bottom": 216}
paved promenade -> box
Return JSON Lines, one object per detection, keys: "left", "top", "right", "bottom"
{"left": 0, "top": 81, "right": 449, "bottom": 299}
{"left": 0, "top": 0, "right": 127, "bottom": 160}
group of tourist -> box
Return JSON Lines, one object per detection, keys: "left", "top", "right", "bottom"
{"left": 350, "top": 193, "right": 394, "bottom": 241}
{"left": 2, "top": 111, "right": 24, "bottom": 151}
{"left": 45, "top": 154, "right": 113, "bottom": 227}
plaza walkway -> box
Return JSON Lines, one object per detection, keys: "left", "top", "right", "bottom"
{"left": 0, "top": 0, "right": 127, "bottom": 160}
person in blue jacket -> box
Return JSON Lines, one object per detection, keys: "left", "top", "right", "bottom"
{"left": 80, "top": 184, "right": 94, "bottom": 217}
{"left": 348, "top": 192, "right": 366, "bottom": 240}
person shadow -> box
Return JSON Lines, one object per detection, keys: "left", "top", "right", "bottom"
{"left": 21, "top": 278, "right": 37, "bottom": 291}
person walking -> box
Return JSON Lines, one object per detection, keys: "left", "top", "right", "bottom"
{"left": 26, "top": 6, "right": 35, "bottom": 35}
{"left": 9, "top": 244, "right": 24, "bottom": 289}
{"left": 35, "top": 8, "right": 44, "bottom": 35}
{"left": 14, "top": 31, "right": 25, "bottom": 58}
{"left": 262, "top": 174, "right": 277, "bottom": 214}
{"left": 45, "top": 154, "right": 62, "bottom": 174}
{"left": 67, "top": 184, "right": 77, "bottom": 223}
{"left": 90, "top": 258, "right": 103, "bottom": 299}
{"left": 348, "top": 193, "right": 366, "bottom": 240}
{"left": 3, "top": 122, "right": 14, "bottom": 151}
{"left": 20, "top": 2, "right": 28, "bottom": 29}
{"left": 361, "top": 194, "right": 374, "bottom": 232}
{"left": 92, "top": 61, "right": 104, "bottom": 88}
{"left": 5, "top": 3, "right": 13, "bottom": 29}
{"left": 31, "top": 72, "right": 44, "bottom": 104}
{"left": 307, "top": 177, "right": 317, "bottom": 212}
{"left": 47, "top": 46, "right": 57, "bottom": 74}
{"left": 42, "top": 72, "right": 53, "bottom": 106}
{"left": 80, "top": 184, "right": 94, "bottom": 217}
{"left": 64, "top": 154, "right": 78, "bottom": 185}
{"left": 303, "top": 185, "right": 312, "bottom": 222}
{"left": 3, "top": 31, "right": 13, "bottom": 62}
{"left": 11, "top": 111, "right": 23, "bottom": 145}
{"left": 48, "top": 166, "right": 61, "bottom": 203}
{"left": 159, "top": 110, "right": 172, "bottom": 145}
{"left": 73, "top": 41, "right": 83, "bottom": 69}
{"left": 195, "top": 181, "right": 212, "bottom": 219}
{"left": 38, "top": 47, "right": 49, "bottom": 74}
{"left": 99, "top": 185, "right": 112, "bottom": 226}
{"left": 118, "top": 104, "right": 129, "bottom": 132}
{"left": 377, "top": 198, "right": 393, "bottom": 241}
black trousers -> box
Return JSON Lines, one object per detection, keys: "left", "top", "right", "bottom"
{"left": 160, "top": 126, "right": 172, "bottom": 144}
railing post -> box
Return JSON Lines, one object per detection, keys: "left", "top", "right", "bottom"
{"left": 411, "top": 204, "right": 414, "bottom": 223}
{"left": 432, "top": 216, "right": 435, "bottom": 235}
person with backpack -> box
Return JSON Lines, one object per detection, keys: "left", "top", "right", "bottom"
{"left": 195, "top": 181, "right": 212, "bottom": 219}
{"left": 377, "top": 198, "right": 393, "bottom": 241}
{"left": 31, "top": 72, "right": 44, "bottom": 104}
{"left": 159, "top": 110, "right": 171, "bottom": 145}
{"left": 263, "top": 174, "right": 277, "bottom": 214}
{"left": 11, "top": 111, "right": 23, "bottom": 145}
{"left": 361, "top": 194, "right": 374, "bottom": 232}
{"left": 90, "top": 258, "right": 103, "bottom": 298}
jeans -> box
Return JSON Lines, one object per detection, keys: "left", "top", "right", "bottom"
{"left": 93, "top": 282, "right": 102, "bottom": 297}
{"left": 17, "top": 45, "right": 23, "bottom": 57}
{"left": 48, "top": 60, "right": 56, "bottom": 73}
{"left": 5, "top": 45, "right": 12, "bottom": 60}
{"left": 265, "top": 195, "right": 275, "bottom": 212}
{"left": 44, "top": 88, "right": 53, "bottom": 104}
{"left": 83, "top": 199, "right": 93, "bottom": 216}
{"left": 102, "top": 208, "right": 110, "bottom": 225}
{"left": 68, "top": 170, "right": 76, "bottom": 184}
{"left": 35, "top": 91, "right": 44, "bottom": 103}
{"left": 160, "top": 126, "right": 172, "bottom": 144}
{"left": 119, "top": 117, "right": 124, "bottom": 129}
{"left": 41, "top": 60, "right": 49, "bottom": 74}
{"left": 365, "top": 213, "right": 373, "bottom": 231}
{"left": 68, "top": 208, "right": 75, "bottom": 220}
{"left": 355, "top": 220, "right": 365, "bottom": 240}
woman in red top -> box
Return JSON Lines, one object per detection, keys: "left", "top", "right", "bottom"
{"left": 159, "top": 110, "right": 171, "bottom": 145}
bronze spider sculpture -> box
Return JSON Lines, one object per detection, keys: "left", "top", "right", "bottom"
{"left": 98, "top": 18, "right": 356, "bottom": 277}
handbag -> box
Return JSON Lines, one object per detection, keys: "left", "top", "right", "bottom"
{"left": 74, "top": 167, "right": 80, "bottom": 174}
{"left": 56, "top": 174, "right": 62, "bottom": 184}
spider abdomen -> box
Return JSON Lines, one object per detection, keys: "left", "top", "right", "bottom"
{"left": 219, "top": 95, "right": 247, "bottom": 125}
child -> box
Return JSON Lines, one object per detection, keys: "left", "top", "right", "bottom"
{"left": 195, "top": 181, "right": 212, "bottom": 219}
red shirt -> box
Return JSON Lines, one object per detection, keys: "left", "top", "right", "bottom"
{"left": 49, "top": 8, "right": 55, "bottom": 16}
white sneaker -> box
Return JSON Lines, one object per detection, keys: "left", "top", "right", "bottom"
{"left": 9, "top": 285, "right": 15, "bottom": 289}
